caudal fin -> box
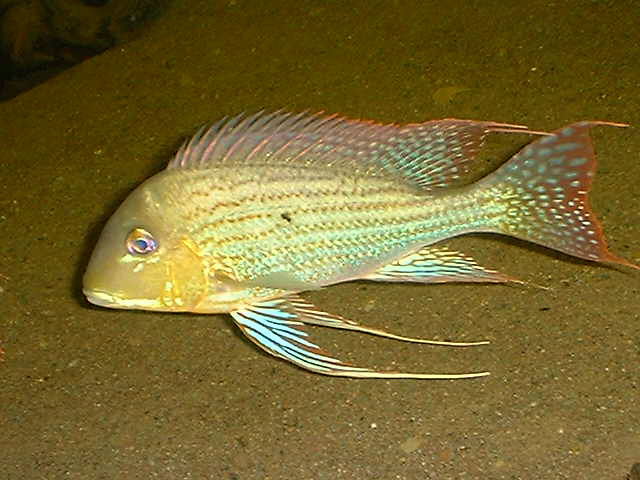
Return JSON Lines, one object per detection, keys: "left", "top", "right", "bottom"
{"left": 479, "top": 121, "right": 638, "bottom": 269}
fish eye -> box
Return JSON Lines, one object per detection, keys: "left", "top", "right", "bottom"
{"left": 126, "top": 228, "right": 158, "bottom": 255}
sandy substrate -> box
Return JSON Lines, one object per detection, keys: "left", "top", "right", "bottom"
{"left": 1, "top": 1, "right": 639, "bottom": 478}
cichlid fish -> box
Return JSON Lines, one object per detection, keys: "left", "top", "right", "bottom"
{"left": 83, "top": 112, "right": 637, "bottom": 379}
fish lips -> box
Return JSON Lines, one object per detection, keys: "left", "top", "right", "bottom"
{"left": 83, "top": 288, "right": 168, "bottom": 311}
{"left": 83, "top": 289, "right": 128, "bottom": 309}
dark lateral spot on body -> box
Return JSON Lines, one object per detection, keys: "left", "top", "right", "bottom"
{"left": 280, "top": 213, "right": 292, "bottom": 223}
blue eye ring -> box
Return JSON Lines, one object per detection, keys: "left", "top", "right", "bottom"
{"left": 126, "top": 228, "right": 157, "bottom": 255}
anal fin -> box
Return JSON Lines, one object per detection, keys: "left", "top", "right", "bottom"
{"left": 364, "top": 246, "right": 519, "bottom": 284}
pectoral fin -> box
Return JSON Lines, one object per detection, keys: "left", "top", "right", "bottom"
{"left": 230, "top": 295, "right": 489, "bottom": 379}
{"left": 365, "top": 246, "right": 519, "bottom": 284}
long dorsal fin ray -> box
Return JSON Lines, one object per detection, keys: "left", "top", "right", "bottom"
{"left": 168, "top": 111, "right": 547, "bottom": 190}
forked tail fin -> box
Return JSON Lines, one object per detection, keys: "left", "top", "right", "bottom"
{"left": 478, "top": 121, "right": 638, "bottom": 268}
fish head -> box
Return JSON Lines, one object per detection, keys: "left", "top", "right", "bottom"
{"left": 83, "top": 172, "right": 207, "bottom": 311}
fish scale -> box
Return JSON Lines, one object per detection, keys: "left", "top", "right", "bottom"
{"left": 179, "top": 164, "right": 508, "bottom": 287}
{"left": 83, "top": 112, "right": 637, "bottom": 379}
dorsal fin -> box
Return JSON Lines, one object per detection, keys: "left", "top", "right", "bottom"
{"left": 168, "top": 111, "right": 543, "bottom": 189}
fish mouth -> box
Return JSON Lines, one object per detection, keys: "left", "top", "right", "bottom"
{"left": 83, "top": 289, "right": 128, "bottom": 309}
{"left": 84, "top": 288, "right": 166, "bottom": 310}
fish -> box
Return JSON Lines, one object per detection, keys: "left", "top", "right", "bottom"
{"left": 83, "top": 111, "right": 638, "bottom": 379}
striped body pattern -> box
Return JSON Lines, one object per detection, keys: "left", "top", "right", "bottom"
{"left": 171, "top": 166, "right": 487, "bottom": 285}
{"left": 83, "top": 112, "right": 636, "bottom": 379}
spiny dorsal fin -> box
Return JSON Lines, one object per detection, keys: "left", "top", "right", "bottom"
{"left": 168, "top": 111, "right": 543, "bottom": 189}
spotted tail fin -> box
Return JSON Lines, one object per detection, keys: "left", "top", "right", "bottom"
{"left": 479, "top": 121, "right": 638, "bottom": 268}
